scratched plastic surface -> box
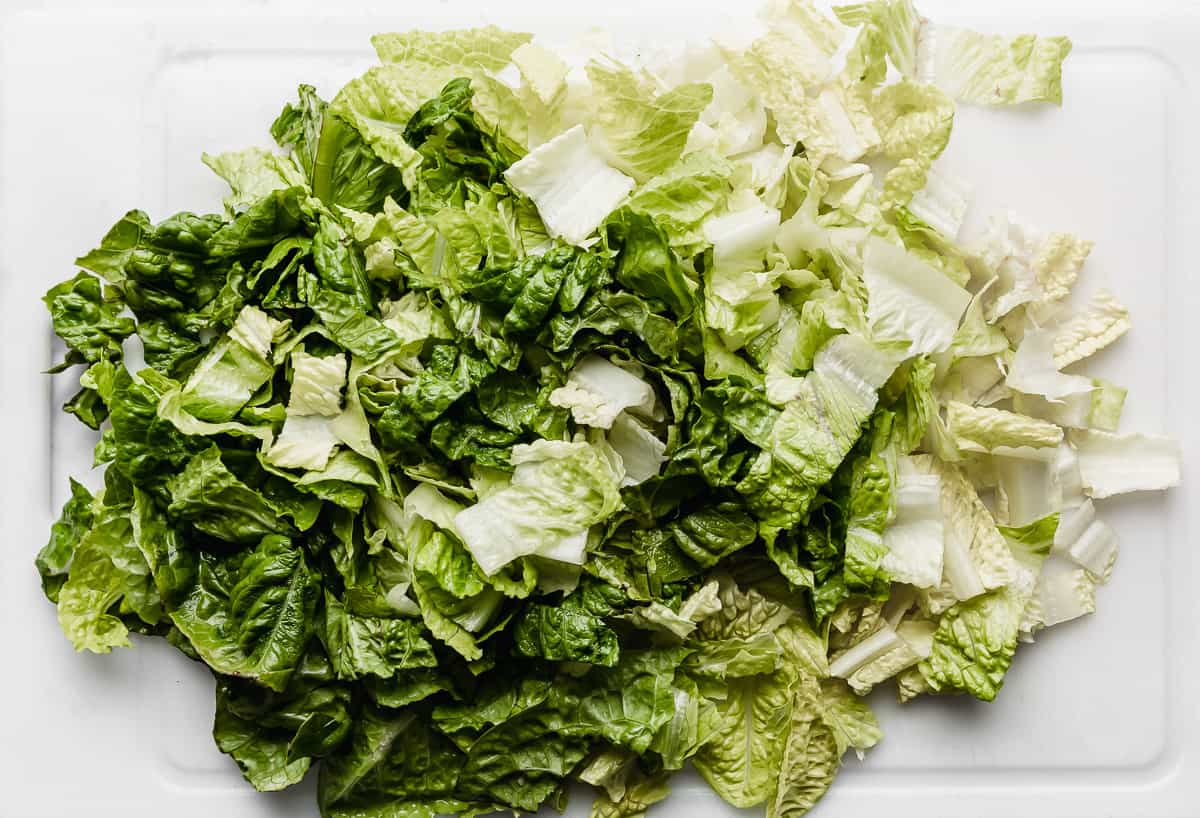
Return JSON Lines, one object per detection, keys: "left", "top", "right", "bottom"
{"left": 0, "top": 1, "right": 1197, "bottom": 816}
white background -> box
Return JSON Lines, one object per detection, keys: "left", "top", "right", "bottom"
{"left": 0, "top": 1, "right": 1197, "bottom": 816}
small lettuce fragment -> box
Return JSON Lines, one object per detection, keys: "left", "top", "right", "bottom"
{"left": 203, "top": 147, "right": 308, "bottom": 213}
{"left": 914, "top": 455, "right": 1012, "bottom": 610}
{"left": 1034, "top": 232, "right": 1094, "bottom": 302}
{"left": 179, "top": 306, "right": 286, "bottom": 422}
{"left": 608, "top": 413, "right": 667, "bottom": 486}
{"left": 549, "top": 355, "right": 657, "bottom": 429}
{"left": 881, "top": 459, "right": 943, "bottom": 588}
{"left": 918, "top": 587, "right": 1023, "bottom": 701}
{"left": 56, "top": 502, "right": 160, "bottom": 653}
{"left": 863, "top": 236, "right": 970, "bottom": 355}
{"left": 334, "top": 27, "right": 533, "bottom": 183}
{"left": 454, "top": 438, "right": 623, "bottom": 574}
{"left": 625, "top": 152, "right": 734, "bottom": 251}
{"left": 1030, "top": 554, "right": 1096, "bottom": 629}
{"left": 828, "top": 617, "right": 935, "bottom": 695}
{"left": 719, "top": 0, "right": 842, "bottom": 146}
{"left": 1068, "top": 430, "right": 1182, "bottom": 498}
{"left": 973, "top": 216, "right": 1092, "bottom": 321}
{"left": 1053, "top": 290, "right": 1131, "bottom": 368}
{"left": 834, "top": 0, "right": 922, "bottom": 80}
{"left": 917, "top": 25, "right": 1072, "bottom": 105}
{"left": 1012, "top": 379, "right": 1126, "bottom": 432}
{"left": 1052, "top": 499, "right": 1118, "bottom": 582}
{"left": 703, "top": 196, "right": 781, "bottom": 274}
{"left": 737, "top": 335, "right": 899, "bottom": 530}
{"left": 586, "top": 59, "right": 713, "bottom": 182}
{"left": 265, "top": 350, "right": 349, "bottom": 472}
{"left": 946, "top": 401, "right": 1063, "bottom": 455}
{"left": 1006, "top": 328, "right": 1093, "bottom": 400}
{"left": 906, "top": 163, "right": 970, "bottom": 240}
{"left": 504, "top": 125, "right": 635, "bottom": 245}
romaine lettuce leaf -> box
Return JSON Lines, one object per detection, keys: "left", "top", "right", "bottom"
{"left": 917, "top": 25, "right": 1072, "bottom": 106}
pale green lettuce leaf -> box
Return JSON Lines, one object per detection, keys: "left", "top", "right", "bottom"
{"left": 579, "top": 748, "right": 637, "bottom": 802}
{"left": 705, "top": 264, "right": 783, "bottom": 351}
{"left": 997, "top": 513, "right": 1057, "bottom": 635}
{"left": 1053, "top": 290, "right": 1131, "bottom": 368}
{"left": 835, "top": 0, "right": 922, "bottom": 81}
{"left": 180, "top": 306, "right": 286, "bottom": 422}
{"left": 818, "top": 679, "right": 882, "bottom": 758}
{"left": 57, "top": 504, "right": 159, "bottom": 653}
{"left": 157, "top": 388, "right": 275, "bottom": 444}
{"left": 872, "top": 81, "right": 954, "bottom": 169}
{"left": 371, "top": 26, "right": 532, "bottom": 70}
{"left": 694, "top": 671, "right": 795, "bottom": 808}
{"left": 737, "top": 335, "right": 899, "bottom": 529}
{"left": 379, "top": 292, "right": 455, "bottom": 362}
{"left": 721, "top": 1, "right": 885, "bottom": 161}
{"left": 202, "top": 147, "right": 308, "bottom": 213}
{"left": 265, "top": 350, "right": 350, "bottom": 472}
{"left": 1033, "top": 554, "right": 1096, "bottom": 628}
{"left": 905, "top": 162, "right": 970, "bottom": 240}
{"left": 703, "top": 194, "right": 781, "bottom": 274}
{"left": 917, "top": 25, "right": 1072, "bottom": 106}
{"left": 973, "top": 216, "right": 1091, "bottom": 321}
{"left": 994, "top": 456, "right": 1058, "bottom": 528}
{"left": 404, "top": 482, "right": 466, "bottom": 534}
{"left": 948, "top": 293, "right": 1010, "bottom": 360}
{"left": 625, "top": 151, "right": 733, "bottom": 252}
{"left": 684, "top": 62, "right": 768, "bottom": 158}
{"left": 1033, "top": 231, "right": 1093, "bottom": 304}
{"left": 453, "top": 438, "right": 623, "bottom": 574}
{"left": 512, "top": 42, "right": 574, "bottom": 148}
{"left": 512, "top": 42, "right": 568, "bottom": 107}
{"left": 918, "top": 585, "right": 1022, "bottom": 701}
{"left": 791, "top": 81, "right": 881, "bottom": 162}
{"left": 468, "top": 72, "right": 530, "bottom": 157}
{"left": 628, "top": 580, "right": 721, "bottom": 640}
{"left": 504, "top": 125, "right": 635, "bottom": 246}
{"left": 827, "top": 620, "right": 933, "bottom": 695}
{"left": 585, "top": 59, "right": 713, "bottom": 182}
{"left": 346, "top": 197, "right": 443, "bottom": 284}
{"left": 733, "top": 143, "right": 794, "bottom": 210}
{"left": 288, "top": 350, "right": 348, "bottom": 417}
{"left": 590, "top": 769, "right": 672, "bottom": 818}
{"left": 945, "top": 401, "right": 1063, "bottom": 455}
{"left": 1012, "top": 379, "right": 1126, "bottom": 432}
{"left": 334, "top": 27, "right": 532, "bottom": 183}
{"left": 766, "top": 678, "right": 839, "bottom": 818}
{"left": 863, "top": 236, "right": 971, "bottom": 355}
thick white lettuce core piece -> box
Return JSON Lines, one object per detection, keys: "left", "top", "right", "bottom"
{"left": 882, "top": 461, "right": 944, "bottom": 589}
{"left": 1069, "top": 430, "right": 1182, "bottom": 499}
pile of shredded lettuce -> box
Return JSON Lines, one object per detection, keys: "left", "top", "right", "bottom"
{"left": 37, "top": 1, "right": 1182, "bottom": 816}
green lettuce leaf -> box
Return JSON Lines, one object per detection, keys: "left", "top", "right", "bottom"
{"left": 170, "top": 535, "right": 320, "bottom": 692}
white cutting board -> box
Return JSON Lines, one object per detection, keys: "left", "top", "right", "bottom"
{"left": 1, "top": 0, "right": 1197, "bottom": 816}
